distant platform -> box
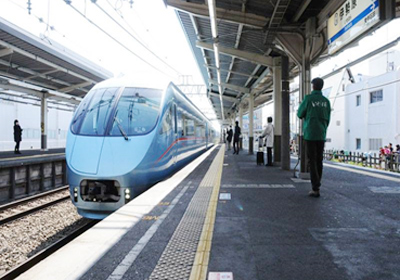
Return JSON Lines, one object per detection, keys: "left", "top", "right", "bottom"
{"left": 16, "top": 144, "right": 400, "bottom": 280}
{"left": 0, "top": 148, "right": 65, "bottom": 167}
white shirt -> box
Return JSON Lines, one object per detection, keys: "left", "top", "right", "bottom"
{"left": 260, "top": 123, "right": 274, "bottom": 148}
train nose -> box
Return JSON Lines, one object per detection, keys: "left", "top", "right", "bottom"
{"left": 69, "top": 136, "right": 104, "bottom": 174}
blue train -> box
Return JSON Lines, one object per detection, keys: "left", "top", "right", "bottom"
{"left": 66, "top": 77, "right": 219, "bottom": 219}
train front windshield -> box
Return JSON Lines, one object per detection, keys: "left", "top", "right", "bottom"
{"left": 109, "top": 87, "right": 161, "bottom": 136}
{"left": 71, "top": 87, "right": 162, "bottom": 136}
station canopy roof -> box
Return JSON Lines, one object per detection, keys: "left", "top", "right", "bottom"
{"left": 0, "top": 17, "right": 112, "bottom": 104}
{"left": 167, "top": 0, "right": 400, "bottom": 120}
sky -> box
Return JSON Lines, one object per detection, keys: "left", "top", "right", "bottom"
{"left": 1, "top": 1, "right": 400, "bottom": 122}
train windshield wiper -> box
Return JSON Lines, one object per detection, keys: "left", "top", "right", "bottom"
{"left": 113, "top": 114, "right": 129, "bottom": 141}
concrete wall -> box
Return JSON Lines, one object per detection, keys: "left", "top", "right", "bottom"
{"left": 0, "top": 98, "right": 73, "bottom": 151}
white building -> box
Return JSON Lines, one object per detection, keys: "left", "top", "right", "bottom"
{"left": 325, "top": 50, "right": 400, "bottom": 152}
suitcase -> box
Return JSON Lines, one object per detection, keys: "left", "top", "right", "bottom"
{"left": 257, "top": 151, "right": 264, "bottom": 165}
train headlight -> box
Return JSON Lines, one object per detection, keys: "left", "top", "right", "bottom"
{"left": 125, "top": 194, "right": 130, "bottom": 200}
{"left": 73, "top": 187, "right": 78, "bottom": 202}
{"left": 125, "top": 189, "right": 130, "bottom": 194}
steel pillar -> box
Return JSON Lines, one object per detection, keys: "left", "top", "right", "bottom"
{"left": 248, "top": 92, "right": 254, "bottom": 154}
{"left": 239, "top": 105, "right": 243, "bottom": 149}
{"left": 40, "top": 94, "right": 48, "bottom": 151}
{"left": 281, "top": 55, "right": 290, "bottom": 170}
{"left": 299, "top": 52, "right": 311, "bottom": 177}
{"left": 273, "top": 57, "right": 282, "bottom": 164}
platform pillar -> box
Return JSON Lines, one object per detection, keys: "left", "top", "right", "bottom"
{"left": 40, "top": 93, "right": 48, "bottom": 151}
{"left": 281, "top": 55, "right": 290, "bottom": 170}
{"left": 248, "top": 92, "right": 254, "bottom": 154}
{"left": 273, "top": 57, "right": 282, "bottom": 165}
{"left": 239, "top": 105, "right": 243, "bottom": 150}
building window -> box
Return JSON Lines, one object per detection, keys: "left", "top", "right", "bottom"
{"left": 356, "top": 95, "right": 361, "bottom": 106}
{"left": 356, "top": 138, "right": 361, "bottom": 150}
{"left": 369, "top": 138, "right": 382, "bottom": 151}
{"left": 370, "top": 90, "right": 383, "bottom": 104}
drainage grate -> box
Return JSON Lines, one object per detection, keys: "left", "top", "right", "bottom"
{"left": 149, "top": 148, "right": 224, "bottom": 280}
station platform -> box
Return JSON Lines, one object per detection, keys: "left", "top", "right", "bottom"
{"left": 16, "top": 144, "right": 400, "bottom": 280}
{"left": 0, "top": 148, "right": 65, "bottom": 167}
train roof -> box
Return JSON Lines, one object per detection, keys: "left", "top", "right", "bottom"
{"left": 91, "top": 76, "right": 170, "bottom": 91}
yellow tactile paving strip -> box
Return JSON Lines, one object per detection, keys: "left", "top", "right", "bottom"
{"left": 148, "top": 145, "right": 225, "bottom": 280}
{"left": 190, "top": 145, "right": 225, "bottom": 280}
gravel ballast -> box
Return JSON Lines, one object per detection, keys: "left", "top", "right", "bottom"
{"left": 0, "top": 201, "right": 90, "bottom": 275}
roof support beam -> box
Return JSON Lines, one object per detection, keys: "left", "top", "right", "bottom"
{"left": 206, "top": 65, "right": 258, "bottom": 79}
{"left": 164, "top": 0, "right": 269, "bottom": 29}
{"left": 0, "top": 38, "right": 99, "bottom": 85}
{"left": 196, "top": 41, "right": 274, "bottom": 67}
{"left": 209, "top": 79, "right": 250, "bottom": 94}
{"left": 59, "top": 81, "right": 92, "bottom": 93}
{"left": 0, "top": 59, "right": 88, "bottom": 93}
{"left": 209, "top": 91, "right": 237, "bottom": 102}
{"left": 292, "top": 0, "right": 312, "bottom": 22}
{"left": 0, "top": 48, "right": 13, "bottom": 57}
{"left": 25, "top": 69, "right": 60, "bottom": 80}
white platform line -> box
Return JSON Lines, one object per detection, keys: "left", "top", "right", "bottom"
{"left": 325, "top": 163, "right": 400, "bottom": 183}
{"left": 107, "top": 185, "right": 189, "bottom": 280}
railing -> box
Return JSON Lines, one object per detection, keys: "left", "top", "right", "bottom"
{"left": 0, "top": 155, "right": 67, "bottom": 203}
{"left": 323, "top": 150, "right": 400, "bottom": 172}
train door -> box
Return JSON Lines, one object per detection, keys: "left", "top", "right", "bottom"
{"left": 173, "top": 104, "right": 178, "bottom": 165}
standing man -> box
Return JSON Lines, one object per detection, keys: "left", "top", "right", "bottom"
{"left": 13, "top": 119, "right": 23, "bottom": 154}
{"left": 260, "top": 117, "right": 274, "bottom": 166}
{"left": 226, "top": 126, "right": 233, "bottom": 151}
{"left": 297, "top": 78, "right": 331, "bottom": 197}
{"left": 233, "top": 121, "right": 241, "bottom": 155}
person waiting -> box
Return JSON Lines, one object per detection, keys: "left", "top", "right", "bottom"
{"left": 13, "top": 119, "right": 23, "bottom": 154}
{"left": 233, "top": 121, "right": 241, "bottom": 155}
{"left": 226, "top": 126, "right": 233, "bottom": 151}
{"left": 260, "top": 117, "right": 274, "bottom": 166}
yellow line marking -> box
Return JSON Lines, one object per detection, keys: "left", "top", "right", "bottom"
{"left": 325, "top": 162, "right": 400, "bottom": 183}
{"left": 158, "top": 202, "right": 170, "bottom": 206}
{"left": 190, "top": 145, "right": 225, "bottom": 280}
{"left": 142, "top": 216, "right": 159, "bottom": 221}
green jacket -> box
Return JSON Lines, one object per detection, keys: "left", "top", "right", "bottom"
{"left": 297, "top": 90, "right": 331, "bottom": 141}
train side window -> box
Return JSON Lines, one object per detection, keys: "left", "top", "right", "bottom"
{"left": 174, "top": 104, "right": 177, "bottom": 134}
{"left": 186, "top": 119, "right": 194, "bottom": 136}
{"left": 160, "top": 106, "right": 173, "bottom": 134}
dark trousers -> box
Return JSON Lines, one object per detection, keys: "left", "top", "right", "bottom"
{"left": 15, "top": 141, "right": 20, "bottom": 152}
{"left": 306, "top": 140, "right": 325, "bottom": 191}
{"left": 267, "top": 147, "right": 273, "bottom": 166}
{"left": 227, "top": 141, "right": 232, "bottom": 150}
{"left": 233, "top": 140, "right": 239, "bottom": 154}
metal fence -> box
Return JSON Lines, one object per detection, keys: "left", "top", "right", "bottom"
{"left": 0, "top": 155, "right": 67, "bottom": 203}
{"left": 323, "top": 150, "right": 400, "bottom": 172}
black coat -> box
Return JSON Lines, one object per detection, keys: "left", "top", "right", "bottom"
{"left": 233, "top": 125, "right": 241, "bottom": 142}
{"left": 14, "top": 125, "right": 22, "bottom": 142}
{"left": 227, "top": 129, "right": 233, "bottom": 142}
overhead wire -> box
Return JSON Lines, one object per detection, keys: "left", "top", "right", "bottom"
{"left": 62, "top": 0, "right": 176, "bottom": 79}
{"left": 93, "top": 1, "right": 181, "bottom": 76}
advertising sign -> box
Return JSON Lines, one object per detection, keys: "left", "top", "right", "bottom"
{"left": 328, "top": 0, "right": 380, "bottom": 54}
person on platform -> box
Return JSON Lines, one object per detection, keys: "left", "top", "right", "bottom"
{"left": 233, "top": 121, "right": 241, "bottom": 155}
{"left": 226, "top": 126, "right": 233, "bottom": 151}
{"left": 297, "top": 77, "right": 331, "bottom": 197}
{"left": 260, "top": 117, "right": 274, "bottom": 166}
{"left": 13, "top": 120, "right": 23, "bottom": 154}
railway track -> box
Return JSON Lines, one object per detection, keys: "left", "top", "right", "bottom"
{"left": 0, "top": 187, "right": 70, "bottom": 225}
{"left": 0, "top": 219, "right": 98, "bottom": 280}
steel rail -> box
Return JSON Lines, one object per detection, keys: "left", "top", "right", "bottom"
{"left": 0, "top": 186, "right": 69, "bottom": 212}
{"left": 0, "top": 194, "right": 70, "bottom": 226}
{"left": 0, "top": 220, "right": 98, "bottom": 280}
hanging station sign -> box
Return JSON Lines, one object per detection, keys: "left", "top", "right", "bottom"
{"left": 328, "top": 0, "right": 381, "bottom": 54}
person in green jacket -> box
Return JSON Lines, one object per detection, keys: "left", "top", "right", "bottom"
{"left": 297, "top": 77, "right": 331, "bottom": 197}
